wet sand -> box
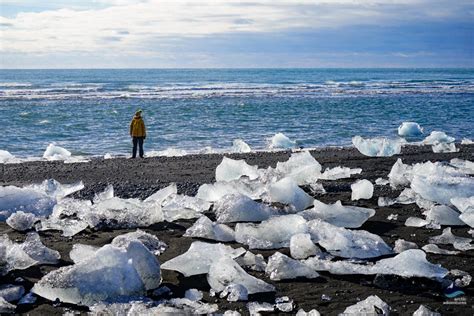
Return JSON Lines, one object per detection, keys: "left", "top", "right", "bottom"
{"left": 1, "top": 144, "right": 473, "bottom": 315}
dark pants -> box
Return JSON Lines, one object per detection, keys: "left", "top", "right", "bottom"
{"left": 132, "top": 137, "right": 144, "bottom": 158}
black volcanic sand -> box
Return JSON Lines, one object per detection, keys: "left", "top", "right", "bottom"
{"left": 1, "top": 144, "right": 473, "bottom": 315}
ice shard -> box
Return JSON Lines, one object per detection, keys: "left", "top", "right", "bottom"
{"left": 265, "top": 252, "right": 319, "bottom": 281}
{"left": 290, "top": 233, "right": 321, "bottom": 259}
{"left": 267, "top": 178, "right": 313, "bottom": 212}
{"left": 340, "top": 295, "right": 390, "bottom": 315}
{"left": 214, "top": 194, "right": 275, "bottom": 223}
{"left": 184, "top": 216, "right": 235, "bottom": 242}
{"left": 6, "top": 211, "right": 36, "bottom": 231}
{"left": 274, "top": 151, "right": 322, "bottom": 185}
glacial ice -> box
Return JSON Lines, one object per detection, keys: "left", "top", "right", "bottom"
{"left": 0, "top": 284, "right": 25, "bottom": 302}
{"left": 232, "top": 139, "right": 252, "bottom": 153}
{"left": 214, "top": 194, "right": 275, "bottom": 223}
{"left": 247, "top": 302, "right": 274, "bottom": 315}
{"left": 43, "top": 143, "right": 71, "bottom": 161}
{"left": 216, "top": 157, "right": 259, "bottom": 182}
{"left": 428, "top": 228, "right": 473, "bottom": 251}
{"left": 268, "top": 132, "right": 296, "bottom": 149}
{"left": 451, "top": 196, "right": 474, "bottom": 213}
{"left": 398, "top": 122, "right": 423, "bottom": 137}
{"left": 393, "top": 239, "right": 418, "bottom": 253}
{"left": 351, "top": 179, "right": 374, "bottom": 200}
{"left": 69, "top": 244, "right": 99, "bottom": 263}
{"left": 268, "top": 178, "right": 313, "bottom": 212}
{"left": 144, "top": 183, "right": 177, "bottom": 203}
{"left": 0, "top": 150, "right": 15, "bottom": 163}
{"left": 300, "top": 200, "right": 375, "bottom": 228}
{"left": 413, "top": 305, "right": 441, "bottom": 316}
{"left": 319, "top": 166, "right": 362, "bottom": 180}
{"left": 375, "top": 178, "right": 390, "bottom": 186}
{"left": 423, "top": 131, "right": 455, "bottom": 145}
{"left": 111, "top": 230, "right": 168, "bottom": 255}
{"left": 432, "top": 142, "right": 458, "bottom": 153}
{"left": 235, "top": 214, "right": 308, "bottom": 249}
{"left": 388, "top": 158, "right": 412, "bottom": 188}
{"left": 161, "top": 194, "right": 211, "bottom": 220}
{"left": 290, "top": 233, "right": 320, "bottom": 259}
{"left": 265, "top": 252, "right": 319, "bottom": 281}
{"left": 219, "top": 284, "right": 248, "bottom": 302}
{"left": 424, "top": 205, "right": 465, "bottom": 226}
{"left": 421, "top": 244, "right": 460, "bottom": 255}
{"left": 307, "top": 219, "right": 393, "bottom": 259}
{"left": 18, "top": 292, "right": 36, "bottom": 305}
{"left": 352, "top": 136, "right": 403, "bottom": 157}
{"left": 0, "top": 297, "right": 16, "bottom": 314}
{"left": 275, "top": 296, "right": 294, "bottom": 312}
{"left": 235, "top": 251, "right": 267, "bottom": 272}
{"left": 196, "top": 179, "right": 262, "bottom": 202}
{"left": 184, "top": 288, "right": 203, "bottom": 301}
{"left": 184, "top": 216, "right": 235, "bottom": 242}
{"left": 405, "top": 217, "right": 429, "bottom": 227}
{"left": 450, "top": 158, "right": 474, "bottom": 174}
{"left": 32, "top": 241, "right": 161, "bottom": 306}
{"left": 340, "top": 295, "right": 390, "bottom": 315}
{"left": 161, "top": 241, "right": 245, "bottom": 276}
{"left": 20, "top": 232, "right": 61, "bottom": 264}
{"left": 207, "top": 256, "right": 275, "bottom": 294}
{"left": 6, "top": 211, "right": 36, "bottom": 231}
{"left": 461, "top": 138, "right": 474, "bottom": 144}
{"left": 296, "top": 308, "right": 321, "bottom": 316}
{"left": 459, "top": 209, "right": 474, "bottom": 228}
{"left": 274, "top": 151, "right": 321, "bottom": 185}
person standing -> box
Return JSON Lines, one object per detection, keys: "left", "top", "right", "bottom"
{"left": 130, "top": 109, "right": 146, "bottom": 158}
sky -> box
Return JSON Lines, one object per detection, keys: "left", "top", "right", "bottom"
{"left": 0, "top": 0, "right": 473, "bottom": 68}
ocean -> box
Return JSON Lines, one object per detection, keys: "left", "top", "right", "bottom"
{"left": 0, "top": 68, "right": 473, "bottom": 157}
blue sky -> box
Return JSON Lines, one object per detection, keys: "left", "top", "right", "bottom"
{"left": 1, "top": 0, "right": 473, "bottom": 68}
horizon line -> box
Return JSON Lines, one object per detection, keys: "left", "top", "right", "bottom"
{"left": 1, "top": 66, "right": 474, "bottom": 70}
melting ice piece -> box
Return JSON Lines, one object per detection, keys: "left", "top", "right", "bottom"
{"left": 428, "top": 228, "right": 473, "bottom": 251}
{"left": 208, "top": 256, "right": 275, "bottom": 294}
{"left": 405, "top": 217, "right": 429, "bottom": 227}
{"left": 451, "top": 196, "right": 474, "bottom": 213}
{"left": 432, "top": 143, "right": 458, "bottom": 153}
{"left": 6, "top": 211, "right": 36, "bottom": 231}
{"left": 351, "top": 179, "right": 374, "bottom": 200}
{"left": 196, "top": 179, "right": 262, "bottom": 202}
{"left": 37, "top": 216, "right": 89, "bottom": 237}
{"left": 352, "top": 136, "right": 403, "bottom": 157}
{"left": 69, "top": 244, "right": 99, "bottom": 263}
{"left": 144, "top": 183, "right": 177, "bottom": 203}
{"left": 412, "top": 305, "right": 441, "bottom": 316}
{"left": 275, "top": 151, "right": 322, "bottom": 185}
{"left": 423, "top": 131, "right": 455, "bottom": 145}
{"left": 161, "top": 241, "right": 245, "bottom": 276}
{"left": 290, "top": 233, "right": 321, "bottom": 259}
{"left": 20, "top": 232, "right": 60, "bottom": 264}
{"left": 296, "top": 308, "right": 321, "bottom": 316}
{"left": 112, "top": 230, "right": 168, "bottom": 255}
{"left": 32, "top": 241, "right": 161, "bottom": 306}
{"left": 268, "top": 132, "right": 296, "bottom": 149}
{"left": 424, "top": 205, "right": 464, "bottom": 226}
{"left": 393, "top": 239, "right": 418, "bottom": 253}
{"left": 275, "top": 296, "right": 294, "bottom": 312}
{"left": 303, "top": 256, "right": 373, "bottom": 275}
{"left": 184, "top": 216, "right": 235, "bottom": 242}
{"left": 265, "top": 252, "right": 319, "bottom": 281}
{"left": 340, "top": 295, "right": 390, "bottom": 315}
{"left": 268, "top": 178, "right": 313, "bottom": 212}
{"left": 235, "top": 251, "right": 267, "bottom": 272}
{"left": 421, "top": 244, "right": 460, "bottom": 255}
{"left": 216, "top": 157, "right": 259, "bottom": 182}
{"left": 220, "top": 284, "right": 248, "bottom": 302}
{"left": 388, "top": 158, "right": 413, "bottom": 188}
{"left": 247, "top": 302, "right": 274, "bottom": 315}
{"left": 214, "top": 194, "right": 275, "bottom": 223}
{"left": 459, "top": 209, "right": 474, "bottom": 228}
{"left": 0, "top": 150, "right": 15, "bottom": 164}
{"left": 461, "top": 138, "right": 474, "bottom": 144}
{"left": 0, "top": 284, "right": 25, "bottom": 302}
{"left": 235, "top": 214, "right": 308, "bottom": 249}
{"left": 0, "top": 297, "right": 16, "bottom": 314}
{"left": 43, "top": 143, "right": 71, "bottom": 160}
{"left": 232, "top": 139, "right": 252, "bottom": 153}
{"left": 308, "top": 220, "right": 392, "bottom": 259}
{"left": 375, "top": 178, "right": 390, "bottom": 186}
{"left": 398, "top": 122, "right": 423, "bottom": 137}
{"left": 18, "top": 292, "right": 36, "bottom": 305}
{"left": 450, "top": 159, "right": 474, "bottom": 175}
{"left": 301, "top": 200, "right": 376, "bottom": 229}
{"left": 320, "top": 166, "right": 362, "bottom": 180}
{"left": 184, "top": 288, "right": 203, "bottom": 301}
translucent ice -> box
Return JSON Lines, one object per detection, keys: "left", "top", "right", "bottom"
{"left": 421, "top": 244, "right": 460, "bottom": 255}
{"left": 275, "top": 151, "right": 322, "bottom": 185}
{"left": 184, "top": 216, "right": 235, "bottom": 242}
{"left": 207, "top": 256, "right": 275, "bottom": 294}
{"left": 43, "top": 143, "right": 71, "bottom": 161}
{"left": 162, "top": 194, "right": 211, "bottom": 220}
{"left": 235, "top": 214, "right": 308, "bottom": 249}
{"left": 405, "top": 217, "right": 429, "bottom": 227}
{"left": 0, "top": 284, "right": 25, "bottom": 302}
{"left": 184, "top": 288, "right": 203, "bottom": 301}
{"left": 340, "top": 295, "right": 390, "bottom": 315}
{"left": 20, "top": 232, "right": 60, "bottom": 264}
{"left": 412, "top": 305, "right": 441, "bottom": 316}
{"left": 268, "top": 132, "right": 296, "bottom": 149}
{"left": 161, "top": 241, "right": 245, "bottom": 276}
{"left": 0, "top": 150, "right": 15, "bottom": 163}
{"left": 428, "top": 228, "right": 473, "bottom": 251}
{"left": 388, "top": 158, "right": 412, "bottom": 188}
{"left": 265, "top": 252, "right": 319, "bottom": 281}
{"left": 290, "top": 233, "right": 320, "bottom": 259}
{"left": 393, "top": 239, "right": 418, "bottom": 253}
{"left": 6, "top": 211, "right": 36, "bottom": 231}
{"left": 398, "top": 122, "right": 423, "bottom": 137}
{"left": 375, "top": 178, "right": 390, "bottom": 186}
{"left": 352, "top": 136, "right": 403, "bottom": 157}
{"left": 461, "top": 138, "right": 474, "bottom": 144}
{"left": 307, "top": 219, "right": 392, "bottom": 259}
{"left": 423, "top": 131, "right": 455, "bottom": 145}
{"left": 0, "top": 297, "right": 16, "bottom": 314}
{"left": 111, "top": 230, "right": 168, "bottom": 255}
{"left": 220, "top": 284, "right": 248, "bottom": 302}
{"left": 351, "top": 179, "right": 374, "bottom": 200}
{"left": 32, "top": 241, "right": 161, "bottom": 306}
{"left": 268, "top": 178, "right": 313, "bottom": 212}
{"left": 69, "top": 244, "right": 99, "bottom": 263}
{"left": 451, "top": 196, "right": 474, "bottom": 213}
{"left": 247, "top": 302, "right": 274, "bottom": 315}
{"left": 216, "top": 157, "right": 259, "bottom": 182}
{"left": 459, "top": 209, "right": 474, "bottom": 228}
{"left": 424, "top": 205, "right": 464, "bottom": 226}
{"left": 232, "top": 139, "right": 252, "bottom": 153}
{"left": 319, "top": 166, "right": 362, "bottom": 180}
{"left": 214, "top": 194, "right": 275, "bottom": 223}
{"left": 275, "top": 296, "right": 294, "bottom": 312}
{"left": 432, "top": 142, "right": 458, "bottom": 153}
{"left": 235, "top": 251, "right": 267, "bottom": 272}
{"left": 196, "top": 179, "right": 262, "bottom": 202}
{"left": 144, "top": 183, "right": 177, "bottom": 203}
{"left": 296, "top": 308, "right": 321, "bottom": 316}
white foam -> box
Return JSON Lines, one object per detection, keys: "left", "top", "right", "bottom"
{"left": 42, "top": 143, "right": 71, "bottom": 161}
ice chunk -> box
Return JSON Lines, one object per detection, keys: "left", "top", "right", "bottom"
{"left": 36, "top": 216, "right": 89, "bottom": 237}
{"left": 351, "top": 180, "right": 374, "bottom": 200}
{"left": 387, "top": 214, "right": 398, "bottom": 221}
{"left": 0, "top": 235, "right": 37, "bottom": 275}
{"left": 461, "top": 138, "right": 473, "bottom": 144}
{"left": 214, "top": 194, "right": 275, "bottom": 223}
{"left": 459, "top": 209, "right": 474, "bottom": 228}
{"left": 424, "top": 205, "right": 464, "bottom": 226}
{"left": 451, "top": 196, "right": 474, "bottom": 213}
{"left": 20, "top": 232, "right": 60, "bottom": 264}
{"left": 143, "top": 183, "right": 176, "bottom": 203}
{"left": 450, "top": 159, "right": 474, "bottom": 174}
{"left": 162, "top": 194, "right": 211, "bottom": 215}
{"left": 6, "top": 211, "right": 36, "bottom": 231}
{"left": 268, "top": 132, "right": 296, "bottom": 149}
{"left": 0, "top": 284, "right": 25, "bottom": 302}
{"left": 421, "top": 244, "right": 460, "bottom": 255}
{"left": 220, "top": 284, "right": 248, "bottom": 302}
{"left": 290, "top": 233, "right": 320, "bottom": 259}
{"left": 32, "top": 241, "right": 161, "bottom": 306}
{"left": 184, "top": 288, "right": 203, "bottom": 301}
{"left": 388, "top": 158, "right": 412, "bottom": 188}
{"left": 428, "top": 228, "right": 473, "bottom": 250}
{"left": 18, "top": 292, "right": 36, "bottom": 305}
{"left": 111, "top": 230, "right": 168, "bottom": 255}
{"left": 394, "top": 239, "right": 418, "bottom": 253}
{"left": 296, "top": 308, "right": 321, "bottom": 316}
{"left": 320, "top": 166, "right": 362, "bottom": 180}
{"left": 232, "top": 139, "right": 251, "bottom": 153}
{"left": 184, "top": 216, "right": 235, "bottom": 242}
{"left": 405, "top": 217, "right": 429, "bottom": 227}
{"left": 0, "top": 297, "right": 16, "bottom": 314}
{"left": 161, "top": 241, "right": 245, "bottom": 276}
{"left": 0, "top": 150, "right": 15, "bottom": 163}
{"left": 265, "top": 252, "right": 319, "bottom": 281}
{"left": 216, "top": 157, "right": 259, "bottom": 182}
{"left": 375, "top": 178, "right": 390, "bottom": 186}
{"left": 432, "top": 142, "right": 458, "bottom": 153}
{"left": 398, "top": 122, "right": 423, "bottom": 137}
{"left": 235, "top": 215, "right": 308, "bottom": 249}
{"left": 208, "top": 256, "right": 275, "bottom": 294}
{"left": 308, "top": 220, "right": 392, "bottom": 259}
{"left": 196, "top": 179, "right": 262, "bottom": 202}
{"left": 352, "top": 136, "right": 403, "bottom": 157}
{"left": 69, "top": 244, "right": 99, "bottom": 263}
{"left": 423, "top": 131, "right": 455, "bottom": 145}
{"left": 275, "top": 151, "right": 322, "bottom": 185}
{"left": 235, "top": 251, "right": 267, "bottom": 272}
{"left": 340, "top": 295, "right": 390, "bottom": 315}
{"left": 43, "top": 143, "right": 71, "bottom": 160}
{"left": 268, "top": 178, "right": 313, "bottom": 212}
{"left": 275, "top": 296, "right": 293, "bottom": 312}
{"left": 247, "top": 302, "right": 274, "bottom": 315}
{"left": 413, "top": 305, "right": 441, "bottom": 316}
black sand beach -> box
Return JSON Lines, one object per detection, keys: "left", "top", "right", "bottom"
{"left": 1, "top": 144, "right": 473, "bottom": 315}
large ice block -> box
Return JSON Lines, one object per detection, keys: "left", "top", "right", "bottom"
{"left": 274, "top": 151, "right": 322, "bottom": 185}
{"left": 423, "top": 131, "right": 455, "bottom": 145}
{"left": 267, "top": 178, "right": 313, "bottom": 212}
{"left": 265, "top": 252, "right": 319, "bottom": 281}
{"left": 196, "top": 179, "right": 262, "bottom": 202}
{"left": 112, "top": 230, "right": 168, "bottom": 255}
{"left": 6, "top": 211, "right": 36, "bottom": 231}
{"left": 214, "top": 194, "right": 275, "bottom": 223}
{"left": 352, "top": 136, "right": 403, "bottom": 157}
{"left": 424, "top": 205, "right": 465, "bottom": 226}
{"left": 215, "top": 157, "right": 259, "bottom": 182}
{"left": 184, "top": 216, "right": 235, "bottom": 242}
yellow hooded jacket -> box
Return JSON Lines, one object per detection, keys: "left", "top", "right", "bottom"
{"left": 130, "top": 115, "right": 146, "bottom": 137}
